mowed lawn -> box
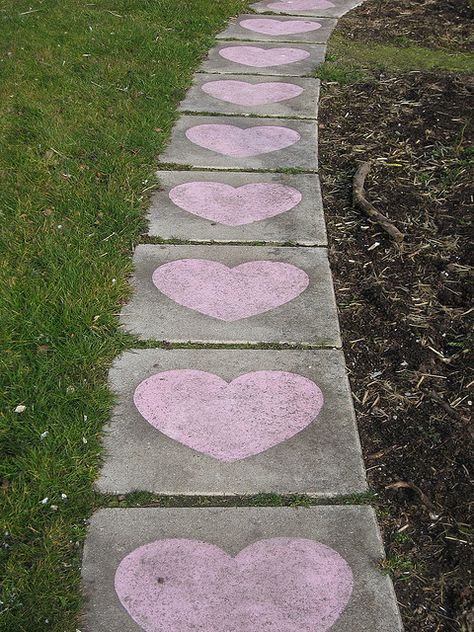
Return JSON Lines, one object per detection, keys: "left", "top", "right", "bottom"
{"left": 0, "top": 1, "right": 247, "bottom": 630}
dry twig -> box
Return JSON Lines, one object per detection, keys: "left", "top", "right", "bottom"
{"left": 386, "top": 481, "right": 441, "bottom": 520}
{"left": 353, "top": 161, "right": 405, "bottom": 242}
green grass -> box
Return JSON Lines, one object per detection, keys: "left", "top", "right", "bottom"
{"left": 0, "top": 1, "right": 247, "bottom": 630}
{"left": 317, "top": 35, "right": 474, "bottom": 83}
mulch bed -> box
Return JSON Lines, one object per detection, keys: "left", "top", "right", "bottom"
{"left": 319, "top": 2, "right": 473, "bottom": 630}
{"left": 338, "top": 0, "right": 474, "bottom": 51}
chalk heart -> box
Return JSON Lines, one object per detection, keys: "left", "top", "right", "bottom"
{"left": 185, "top": 124, "right": 300, "bottom": 158}
{"left": 219, "top": 45, "right": 310, "bottom": 68}
{"left": 168, "top": 182, "right": 302, "bottom": 226}
{"left": 240, "top": 18, "right": 322, "bottom": 35}
{"left": 268, "top": 0, "right": 335, "bottom": 10}
{"left": 201, "top": 80, "right": 304, "bottom": 107}
{"left": 134, "top": 369, "right": 323, "bottom": 460}
{"left": 115, "top": 538, "right": 354, "bottom": 632}
{"left": 152, "top": 259, "right": 309, "bottom": 321}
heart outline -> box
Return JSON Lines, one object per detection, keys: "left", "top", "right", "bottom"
{"left": 115, "top": 537, "right": 354, "bottom": 632}
{"left": 133, "top": 369, "right": 324, "bottom": 460}
{"left": 152, "top": 259, "right": 310, "bottom": 321}
{"left": 201, "top": 80, "right": 304, "bottom": 107}
{"left": 219, "top": 45, "right": 310, "bottom": 67}
{"left": 168, "top": 181, "right": 303, "bottom": 226}
{"left": 240, "top": 18, "right": 322, "bottom": 35}
{"left": 185, "top": 124, "right": 301, "bottom": 157}
{"left": 268, "top": 0, "right": 335, "bottom": 10}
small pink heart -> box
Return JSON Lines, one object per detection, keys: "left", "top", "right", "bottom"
{"left": 152, "top": 259, "right": 309, "bottom": 321}
{"left": 268, "top": 0, "right": 335, "bottom": 10}
{"left": 202, "top": 80, "right": 303, "bottom": 106}
{"left": 240, "top": 18, "right": 322, "bottom": 35}
{"left": 169, "top": 181, "right": 302, "bottom": 226}
{"left": 134, "top": 369, "right": 323, "bottom": 460}
{"left": 219, "top": 45, "right": 310, "bottom": 67}
{"left": 185, "top": 124, "right": 300, "bottom": 158}
{"left": 115, "top": 538, "right": 354, "bottom": 632}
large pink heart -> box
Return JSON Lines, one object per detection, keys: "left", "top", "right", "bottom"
{"left": 134, "top": 369, "right": 323, "bottom": 460}
{"left": 185, "top": 124, "right": 300, "bottom": 157}
{"left": 268, "top": 0, "right": 335, "bottom": 10}
{"left": 219, "top": 45, "right": 310, "bottom": 67}
{"left": 240, "top": 18, "right": 322, "bottom": 35}
{"left": 115, "top": 538, "right": 354, "bottom": 632}
{"left": 152, "top": 259, "right": 309, "bottom": 321}
{"left": 168, "top": 182, "right": 302, "bottom": 226}
{"left": 201, "top": 80, "right": 303, "bottom": 106}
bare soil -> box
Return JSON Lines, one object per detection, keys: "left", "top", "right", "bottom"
{"left": 319, "top": 2, "right": 473, "bottom": 631}
{"left": 338, "top": 0, "right": 474, "bottom": 51}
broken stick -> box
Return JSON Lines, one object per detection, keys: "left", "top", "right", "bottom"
{"left": 353, "top": 161, "right": 405, "bottom": 243}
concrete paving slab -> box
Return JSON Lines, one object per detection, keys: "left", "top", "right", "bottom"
{"left": 97, "top": 348, "right": 365, "bottom": 495}
{"left": 217, "top": 14, "right": 337, "bottom": 43}
{"left": 120, "top": 244, "right": 341, "bottom": 346}
{"left": 158, "top": 115, "right": 317, "bottom": 171}
{"left": 82, "top": 506, "right": 403, "bottom": 632}
{"left": 148, "top": 171, "right": 326, "bottom": 245}
{"left": 200, "top": 40, "right": 326, "bottom": 76}
{"left": 179, "top": 73, "right": 320, "bottom": 119}
{"left": 251, "top": 0, "right": 366, "bottom": 18}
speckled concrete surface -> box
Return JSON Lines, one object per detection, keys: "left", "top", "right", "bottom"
{"left": 148, "top": 170, "right": 326, "bottom": 244}
{"left": 158, "top": 114, "right": 318, "bottom": 171}
{"left": 119, "top": 244, "right": 341, "bottom": 346}
{"left": 200, "top": 40, "right": 326, "bottom": 76}
{"left": 96, "top": 348, "right": 366, "bottom": 495}
{"left": 179, "top": 73, "right": 320, "bottom": 119}
{"left": 81, "top": 507, "right": 403, "bottom": 632}
{"left": 217, "top": 14, "right": 337, "bottom": 43}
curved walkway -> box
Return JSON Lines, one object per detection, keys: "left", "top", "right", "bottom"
{"left": 81, "top": 1, "right": 403, "bottom": 630}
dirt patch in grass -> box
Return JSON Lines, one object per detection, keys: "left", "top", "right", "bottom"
{"left": 339, "top": 0, "right": 474, "bottom": 51}
{"left": 319, "top": 69, "right": 473, "bottom": 631}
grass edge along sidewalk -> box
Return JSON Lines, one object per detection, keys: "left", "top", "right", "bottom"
{"left": 0, "top": 1, "right": 248, "bottom": 630}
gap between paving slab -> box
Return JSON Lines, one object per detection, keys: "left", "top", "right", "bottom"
{"left": 81, "top": 506, "right": 404, "bottom": 632}
{"left": 97, "top": 348, "right": 366, "bottom": 496}
{"left": 158, "top": 114, "right": 318, "bottom": 171}
{"left": 119, "top": 244, "right": 341, "bottom": 346}
{"left": 179, "top": 73, "right": 320, "bottom": 119}
{"left": 200, "top": 40, "right": 326, "bottom": 76}
{"left": 217, "top": 14, "right": 337, "bottom": 43}
{"left": 148, "top": 170, "right": 326, "bottom": 245}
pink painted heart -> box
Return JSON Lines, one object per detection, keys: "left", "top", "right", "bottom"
{"left": 268, "top": 0, "right": 335, "bottom": 10}
{"left": 240, "top": 18, "right": 322, "bottom": 35}
{"left": 115, "top": 538, "right": 354, "bottom": 632}
{"left": 185, "top": 124, "right": 300, "bottom": 158}
{"left": 219, "top": 45, "right": 310, "bottom": 67}
{"left": 134, "top": 369, "right": 323, "bottom": 460}
{"left": 169, "top": 182, "right": 302, "bottom": 226}
{"left": 152, "top": 259, "right": 309, "bottom": 321}
{"left": 201, "top": 80, "right": 303, "bottom": 106}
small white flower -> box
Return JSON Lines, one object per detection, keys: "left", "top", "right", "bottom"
{"left": 111, "top": 278, "right": 117, "bottom": 284}
{"left": 82, "top": 437, "right": 88, "bottom": 444}
{"left": 14, "top": 405, "right": 26, "bottom": 413}
{"left": 40, "top": 497, "right": 49, "bottom": 504}
{"left": 50, "top": 505, "right": 58, "bottom": 511}
{"left": 83, "top": 414, "right": 88, "bottom": 422}
{"left": 40, "top": 431, "right": 49, "bottom": 440}
{"left": 61, "top": 493, "right": 67, "bottom": 500}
